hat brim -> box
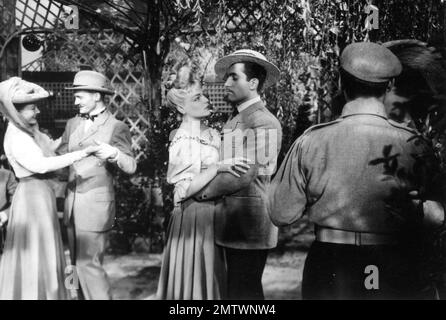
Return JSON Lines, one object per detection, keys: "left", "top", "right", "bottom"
{"left": 215, "top": 55, "right": 280, "bottom": 88}
{"left": 12, "top": 92, "right": 50, "bottom": 104}
{"left": 65, "top": 85, "right": 115, "bottom": 95}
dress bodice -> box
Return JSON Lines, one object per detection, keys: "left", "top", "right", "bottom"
{"left": 167, "top": 126, "right": 220, "bottom": 204}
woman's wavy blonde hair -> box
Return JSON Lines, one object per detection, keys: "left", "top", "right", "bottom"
{"left": 166, "top": 65, "right": 201, "bottom": 113}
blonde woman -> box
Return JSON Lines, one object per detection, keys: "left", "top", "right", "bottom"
{"left": 156, "top": 66, "right": 250, "bottom": 300}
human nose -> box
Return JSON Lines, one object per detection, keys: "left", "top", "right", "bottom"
{"left": 74, "top": 98, "right": 80, "bottom": 106}
{"left": 224, "top": 77, "right": 232, "bottom": 87}
{"left": 35, "top": 107, "right": 40, "bottom": 114}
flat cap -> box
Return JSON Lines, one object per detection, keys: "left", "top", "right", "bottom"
{"left": 340, "top": 42, "right": 402, "bottom": 83}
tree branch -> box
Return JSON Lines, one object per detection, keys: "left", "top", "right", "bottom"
{"left": 101, "top": 0, "right": 144, "bottom": 29}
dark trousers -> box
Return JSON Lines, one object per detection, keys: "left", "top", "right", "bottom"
{"left": 302, "top": 241, "right": 436, "bottom": 300}
{"left": 225, "top": 248, "right": 268, "bottom": 300}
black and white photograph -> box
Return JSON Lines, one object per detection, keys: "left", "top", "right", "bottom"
{"left": 0, "top": 0, "right": 446, "bottom": 308}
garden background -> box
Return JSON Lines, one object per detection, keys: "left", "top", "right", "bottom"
{"left": 0, "top": 0, "right": 445, "bottom": 299}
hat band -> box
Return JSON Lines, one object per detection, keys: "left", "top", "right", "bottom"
{"left": 71, "top": 84, "right": 108, "bottom": 88}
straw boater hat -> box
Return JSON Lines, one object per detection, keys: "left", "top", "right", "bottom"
{"left": 214, "top": 49, "right": 280, "bottom": 88}
{"left": 66, "top": 70, "right": 115, "bottom": 95}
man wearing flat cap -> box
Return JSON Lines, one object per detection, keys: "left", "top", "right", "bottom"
{"left": 57, "top": 70, "right": 137, "bottom": 299}
{"left": 269, "top": 42, "right": 443, "bottom": 299}
{"left": 195, "top": 49, "right": 282, "bottom": 299}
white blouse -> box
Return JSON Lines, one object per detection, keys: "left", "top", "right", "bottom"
{"left": 4, "top": 123, "right": 85, "bottom": 179}
{"left": 167, "top": 127, "right": 220, "bottom": 204}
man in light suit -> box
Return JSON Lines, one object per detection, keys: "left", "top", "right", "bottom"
{"left": 196, "top": 50, "right": 282, "bottom": 299}
{"left": 57, "top": 70, "right": 137, "bottom": 300}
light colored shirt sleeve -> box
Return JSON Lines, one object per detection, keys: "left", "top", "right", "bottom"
{"left": 10, "top": 131, "right": 85, "bottom": 174}
{"left": 108, "top": 122, "right": 137, "bottom": 175}
{"left": 167, "top": 133, "right": 202, "bottom": 202}
{"left": 268, "top": 135, "right": 308, "bottom": 226}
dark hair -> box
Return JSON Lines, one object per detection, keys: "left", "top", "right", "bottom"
{"left": 340, "top": 68, "right": 388, "bottom": 100}
{"left": 242, "top": 61, "right": 267, "bottom": 92}
{"left": 386, "top": 41, "right": 446, "bottom": 123}
{"left": 393, "top": 68, "right": 434, "bottom": 122}
{"left": 387, "top": 41, "right": 445, "bottom": 99}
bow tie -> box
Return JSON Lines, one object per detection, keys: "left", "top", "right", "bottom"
{"left": 78, "top": 109, "right": 105, "bottom": 121}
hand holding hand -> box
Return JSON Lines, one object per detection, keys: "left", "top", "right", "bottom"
{"left": 92, "top": 140, "right": 119, "bottom": 160}
{"left": 216, "top": 157, "right": 251, "bottom": 178}
{"left": 409, "top": 190, "right": 445, "bottom": 228}
{"left": 83, "top": 145, "right": 101, "bottom": 156}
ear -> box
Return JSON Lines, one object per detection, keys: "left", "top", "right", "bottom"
{"left": 386, "top": 79, "right": 395, "bottom": 93}
{"left": 94, "top": 92, "right": 101, "bottom": 102}
{"left": 249, "top": 78, "right": 259, "bottom": 91}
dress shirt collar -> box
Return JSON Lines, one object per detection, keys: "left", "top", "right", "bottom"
{"left": 341, "top": 97, "right": 388, "bottom": 119}
{"left": 236, "top": 96, "right": 262, "bottom": 113}
{"left": 90, "top": 106, "right": 106, "bottom": 117}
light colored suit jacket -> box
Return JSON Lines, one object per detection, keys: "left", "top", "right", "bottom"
{"left": 198, "top": 101, "right": 282, "bottom": 249}
{"left": 57, "top": 110, "right": 136, "bottom": 232}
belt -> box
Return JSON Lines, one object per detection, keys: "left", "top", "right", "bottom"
{"left": 315, "top": 225, "right": 398, "bottom": 246}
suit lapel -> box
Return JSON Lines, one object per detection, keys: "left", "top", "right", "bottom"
{"left": 241, "top": 101, "right": 264, "bottom": 117}
{"left": 70, "top": 117, "right": 85, "bottom": 149}
{"left": 79, "top": 110, "right": 111, "bottom": 143}
{"left": 223, "top": 101, "right": 264, "bottom": 132}
{"left": 224, "top": 114, "right": 240, "bottom": 131}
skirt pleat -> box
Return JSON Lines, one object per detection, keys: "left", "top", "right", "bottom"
{"left": 157, "top": 200, "right": 226, "bottom": 300}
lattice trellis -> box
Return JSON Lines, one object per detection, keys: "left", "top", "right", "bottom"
{"left": 1, "top": 0, "right": 274, "bottom": 160}
{"left": 203, "top": 82, "right": 231, "bottom": 113}
{"left": 15, "top": 0, "right": 68, "bottom": 29}
{"left": 22, "top": 28, "right": 149, "bottom": 161}
{"left": 224, "top": 0, "right": 271, "bottom": 32}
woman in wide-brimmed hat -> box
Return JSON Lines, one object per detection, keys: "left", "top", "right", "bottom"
{"left": 0, "top": 77, "right": 98, "bottom": 300}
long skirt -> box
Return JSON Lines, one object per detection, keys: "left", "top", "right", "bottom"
{"left": 156, "top": 199, "right": 226, "bottom": 300}
{"left": 0, "top": 176, "right": 68, "bottom": 300}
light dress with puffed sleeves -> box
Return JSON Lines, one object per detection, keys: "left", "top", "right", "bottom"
{"left": 156, "top": 126, "right": 226, "bottom": 300}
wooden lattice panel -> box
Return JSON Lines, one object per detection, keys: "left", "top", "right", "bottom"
{"left": 203, "top": 82, "right": 231, "bottom": 113}
{"left": 37, "top": 80, "right": 76, "bottom": 120}
{"left": 15, "top": 0, "right": 68, "bottom": 29}
{"left": 22, "top": 29, "right": 137, "bottom": 72}
{"left": 224, "top": 0, "right": 271, "bottom": 31}
{"left": 22, "top": 28, "right": 148, "bottom": 161}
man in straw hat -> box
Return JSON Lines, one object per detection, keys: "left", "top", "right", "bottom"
{"left": 57, "top": 70, "right": 137, "bottom": 300}
{"left": 269, "top": 42, "right": 445, "bottom": 299}
{"left": 194, "top": 49, "right": 282, "bottom": 299}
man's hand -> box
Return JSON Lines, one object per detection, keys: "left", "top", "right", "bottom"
{"left": 409, "top": 190, "right": 445, "bottom": 228}
{"left": 93, "top": 140, "right": 119, "bottom": 160}
{"left": 216, "top": 157, "right": 251, "bottom": 178}
{"left": 0, "top": 210, "right": 8, "bottom": 227}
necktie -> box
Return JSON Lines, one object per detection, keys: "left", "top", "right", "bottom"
{"left": 78, "top": 109, "right": 105, "bottom": 121}
{"left": 78, "top": 113, "right": 96, "bottom": 121}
